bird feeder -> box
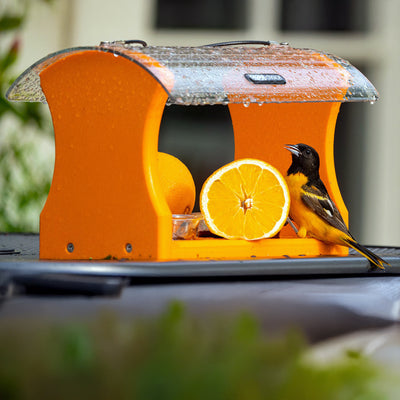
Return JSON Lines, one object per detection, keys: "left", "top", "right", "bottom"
{"left": 6, "top": 40, "right": 378, "bottom": 261}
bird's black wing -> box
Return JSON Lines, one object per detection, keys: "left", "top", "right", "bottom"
{"left": 300, "top": 180, "right": 350, "bottom": 234}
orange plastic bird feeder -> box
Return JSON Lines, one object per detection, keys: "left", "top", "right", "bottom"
{"left": 6, "top": 40, "right": 378, "bottom": 261}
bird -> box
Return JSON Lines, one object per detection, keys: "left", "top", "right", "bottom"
{"left": 285, "top": 143, "right": 389, "bottom": 270}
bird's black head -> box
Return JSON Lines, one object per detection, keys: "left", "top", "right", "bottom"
{"left": 285, "top": 143, "right": 320, "bottom": 179}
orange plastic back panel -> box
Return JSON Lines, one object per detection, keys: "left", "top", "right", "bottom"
{"left": 229, "top": 102, "right": 346, "bottom": 216}
{"left": 229, "top": 101, "right": 347, "bottom": 248}
{"left": 39, "top": 51, "right": 171, "bottom": 260}
{"left": 170, "top": 101, "right": 348, "bottom": 260}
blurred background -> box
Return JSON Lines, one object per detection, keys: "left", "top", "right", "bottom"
{"left": 1, "top": 0, "right": 399, "bottom": 246}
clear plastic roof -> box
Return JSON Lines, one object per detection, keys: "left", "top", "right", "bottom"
{"left": 6, "top": 41, "right": 379, "bottom": 105}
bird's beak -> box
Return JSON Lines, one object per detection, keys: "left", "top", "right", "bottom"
{"left": 285, "top": 144, "right": 301, "bottom": 157}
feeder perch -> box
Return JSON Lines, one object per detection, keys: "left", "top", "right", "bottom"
{"left": 6, "top": 40, "right": 378, "bottom": 261}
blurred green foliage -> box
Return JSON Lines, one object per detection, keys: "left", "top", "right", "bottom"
{"left": 0, "top": 0, "right": 54, "bottom": 232}
{"left": 0, "top": 302, "right": 394, "bottom": 400}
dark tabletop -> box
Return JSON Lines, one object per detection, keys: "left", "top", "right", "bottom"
{"left": 1, "top": 233, "right": 399, "bottom": 342}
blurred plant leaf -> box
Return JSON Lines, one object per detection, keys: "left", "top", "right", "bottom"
{"left": 0, "top": 303, "right": 396, "bottom": 400}
{"left": 0, "top": 15, "right": 24, "bottom": 32}
{"left": 0, "top": 39, "right": 20, "bottom": 74}
{"left": 0, "top": 2, "right": 54, "bottom": 232}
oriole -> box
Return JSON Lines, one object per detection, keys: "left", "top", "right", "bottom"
{"left": 285, "top": 143, "right": 388, "bottom": 270}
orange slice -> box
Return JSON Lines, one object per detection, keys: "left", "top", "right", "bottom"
{"left": 200, "top": 159, "right": 290, "bottom": 240}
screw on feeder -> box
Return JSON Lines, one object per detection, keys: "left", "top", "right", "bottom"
{"left": 67, "top": 243, "right": 74, "bottom": 253}
{"left": 125, "top": 243, "right": 132, "bottom": 253}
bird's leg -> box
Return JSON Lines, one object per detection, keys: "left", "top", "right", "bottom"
{"left": 286, "top": 217, "right": 298, "bottom": 234}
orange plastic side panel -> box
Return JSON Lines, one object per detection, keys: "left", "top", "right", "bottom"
{"left": 39, "top": 51, "right": 171, "bottom": 260}
{"left": 228, "top": 101, "right": 348, "bottom": 256}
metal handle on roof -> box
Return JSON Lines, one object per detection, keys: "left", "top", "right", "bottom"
{"left": 124, "top": 40, "right": 148, "bottom": 46}
{"left": 203, "top": 40, "right": 282, "bottom": 47}
{"left": 99, "top": 39, "right": 148, "bottom": 47}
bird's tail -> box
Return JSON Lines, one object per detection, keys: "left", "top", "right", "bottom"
{"left": 342, "top": 237, "right": 389, "bottom": 270}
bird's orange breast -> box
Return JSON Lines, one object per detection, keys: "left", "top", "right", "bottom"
{"left": 285, "top": 172, "right": 348, "bottom": 244}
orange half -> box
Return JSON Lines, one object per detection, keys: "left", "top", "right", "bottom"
{"left": 200, "top": 159, "right": 290, "bottom": 240}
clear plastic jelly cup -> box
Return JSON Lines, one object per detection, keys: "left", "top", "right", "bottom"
{"left": 172, "top": 212, "right": 204, "bottom": 240}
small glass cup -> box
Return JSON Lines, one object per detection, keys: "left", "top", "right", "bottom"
{"left": 172, "top": 212, "right": 204, "bottom": 240}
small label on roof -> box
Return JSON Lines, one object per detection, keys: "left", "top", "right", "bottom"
{"left": 244, "top": 73, "right": 286, "bottom": 85}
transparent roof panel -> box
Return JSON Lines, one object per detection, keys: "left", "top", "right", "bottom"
{"left": 6, "top": 41, "right": 379, "bottom": 105}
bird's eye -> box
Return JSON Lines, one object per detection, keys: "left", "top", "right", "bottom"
{"left": 305, "top": 148, "right": 311, "bottom": 155}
